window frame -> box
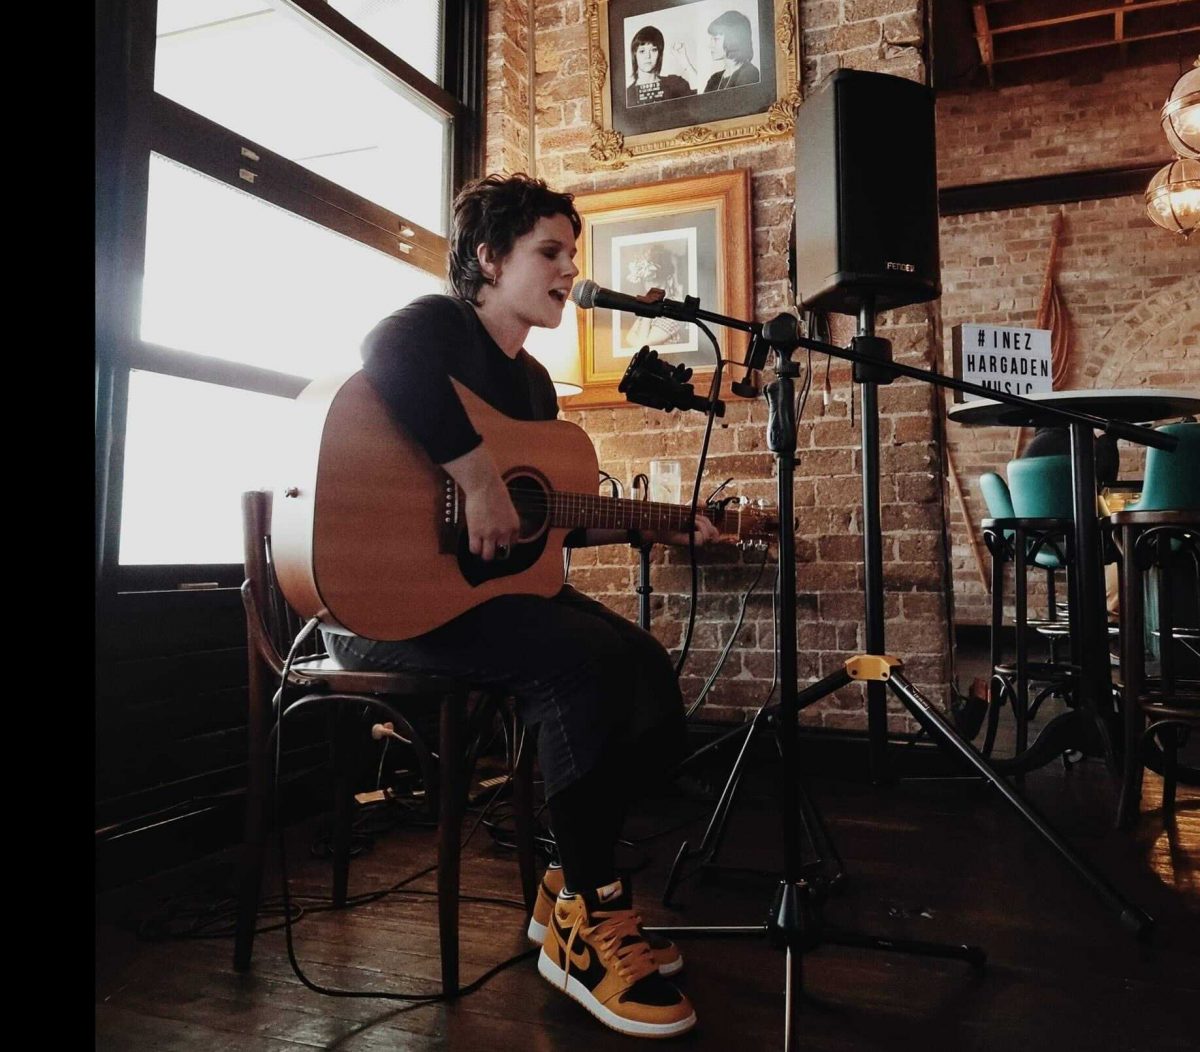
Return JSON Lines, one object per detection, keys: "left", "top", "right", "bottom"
{"left": 96, "top": 0, "right": 485, "bottom": 596}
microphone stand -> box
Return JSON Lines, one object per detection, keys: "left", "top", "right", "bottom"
{"left": 642, "top": 305, "right": 1162, "bottom": 1051}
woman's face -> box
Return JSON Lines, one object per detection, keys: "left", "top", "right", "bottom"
{"left": 480, "top": 213, "right": 579, "bottom": 331}
{"left": 708, "top": 33, "right": 726, "bottom": 60}
{"left": 635, "top": 42, "right": 659, "bottom": 74}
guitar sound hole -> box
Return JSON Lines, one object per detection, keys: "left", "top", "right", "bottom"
{"left": 507, "top": 472, "right": 550, "bottom": 542}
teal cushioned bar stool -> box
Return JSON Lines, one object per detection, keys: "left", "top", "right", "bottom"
{"left": 1125, "top": 422, "right": 1200, "bottom": 513}
{"left": 1110, "top": 422, "right": 1200, "bottom": 827}
{"left": 977, "top": 463, "right": 1073, "bottom": 760}
{"left": 1007, "top": 453, "right": 1075, "bottom": 518}
{"left": 1007, "top": 451, "right": 1074, "bottom": 637}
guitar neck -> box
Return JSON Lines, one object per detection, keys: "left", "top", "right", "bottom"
{"left": 527, "top": 492, "right": 736, "bottom": 535}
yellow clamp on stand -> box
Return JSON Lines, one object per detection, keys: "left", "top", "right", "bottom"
{"left": 844, "top": 655, "right": 902, "bottom": 682}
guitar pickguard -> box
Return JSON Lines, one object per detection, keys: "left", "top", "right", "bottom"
{"left": 456, "top": 531, "right": 549, "bottom": 586}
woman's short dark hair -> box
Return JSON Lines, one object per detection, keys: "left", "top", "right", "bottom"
{"left": 630, "top": 25, "right": 665, "bottom": 77}
{"left": 448, "top": 173, "right": 582, "bottom": 304}
{"left": 708, "top": 10, "right": 753, "bottom": 63}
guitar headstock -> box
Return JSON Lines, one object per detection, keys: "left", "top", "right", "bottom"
{"left": 711, "top": 496, "right": 780, "bottom": 551}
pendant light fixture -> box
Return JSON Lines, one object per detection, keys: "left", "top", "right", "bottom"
{"left": 1147, "top": 36, "right": 1200, "bottom": 238}
{"left": 1161, "top": 56, "right": 1200, "bottom": 160}
{"left": 1144, "top": 157, "right": 1200, "bottom": 236}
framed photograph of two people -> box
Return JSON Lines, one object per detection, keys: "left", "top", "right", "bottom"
{"left": 586, "top": 0, "right": 801, "bottom": 164}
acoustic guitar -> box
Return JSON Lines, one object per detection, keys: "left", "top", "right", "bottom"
{"left": 272, "top": 371, "right": 776, "bottom": 641}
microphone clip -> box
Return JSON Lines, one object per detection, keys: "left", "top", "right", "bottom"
{"left": 618, "top": 347, "right": 725, "bottom": 417}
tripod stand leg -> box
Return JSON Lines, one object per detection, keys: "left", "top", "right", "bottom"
{"left": 823, "top": 927, "right": 985, "bottom": 968}
{"left": 662, "top": 707, "right": 764, "bottom": 906}
{"left": 785, "top": 947, "right": 801, "bottom": 1051}
{"left": 886, "top": 670, "right": 1153, "bottom": 939}
{"left": 663, "top": 694, "right": 847, "bottom": 903}
{"left": 789, "top": 754, "right": 846, "bottom": 886}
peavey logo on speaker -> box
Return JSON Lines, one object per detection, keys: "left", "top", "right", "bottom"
{"left": 950, "top": 324, "right": 1053, "bottom": 402}
{"left": 886, "top": 261, "right": 916, "bottom": 272}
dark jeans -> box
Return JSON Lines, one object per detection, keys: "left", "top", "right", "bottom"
{"left": 323, "top": 585, "right": 685, "bottom": 801}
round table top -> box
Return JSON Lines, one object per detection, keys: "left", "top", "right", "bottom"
{"left": 947, "top": 387, "right": 1200, "bottom": 428}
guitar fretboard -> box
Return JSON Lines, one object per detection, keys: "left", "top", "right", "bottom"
{"left": 511, "top": 490, "right": 750, "bottom": 537}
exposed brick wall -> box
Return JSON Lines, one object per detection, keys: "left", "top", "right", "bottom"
{"left": 937, "top": 62, "right": 1200, "bottom": 625}
{"left": 937, "top": 61, "right": 1178, "bottom": 187}
{"left": 484, "top": 0, "right": 531, "bottom": 176}
{"left": 484, "top": 0, "right": 947, "bottom": 731}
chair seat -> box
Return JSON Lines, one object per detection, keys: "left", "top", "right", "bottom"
{"left": 994, "top": 660, "right": 1077, "bottom": 680}
{"left": 288, "top": 655, "right": 477, "bottom": 696}
{"left": 979, "top": 516, "right": 1071, "bottom": 568}
{"left": 1133, "top": 695, "right": 1200, "bottom": 716}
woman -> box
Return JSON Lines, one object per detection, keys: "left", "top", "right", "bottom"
{"left": 704, "top": 10, "right": 760, "bottom": 91}
{"left": 626, "top": 24, "right": 696, "bottom": 107}
{"left": 323, "top": 173, "right": 716, "bottom": 1038}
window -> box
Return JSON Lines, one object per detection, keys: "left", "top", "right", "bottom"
{"left": 153, "top": 0, "right": 449, "bottom": 231}
{"left": 96, "top": 0, "right": 483, "bottom": 590}
{"left": 140, "top": 154, "right": 439, "bottom": 378}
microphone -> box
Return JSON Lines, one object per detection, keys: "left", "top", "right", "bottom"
{"left": 570, "top": 279, "right": 697, "bottom": 321}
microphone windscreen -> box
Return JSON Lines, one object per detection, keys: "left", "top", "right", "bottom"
{"left": 570, "top": 279, "right": 597, "bottom": 309}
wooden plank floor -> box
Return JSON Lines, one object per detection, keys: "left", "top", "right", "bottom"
{"left": 96, "top": 733, "right": 1198, "bottom": 1051}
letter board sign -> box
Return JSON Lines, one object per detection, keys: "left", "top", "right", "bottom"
{"left": 951, "top": 324, "right": 1053, "bottom": 402}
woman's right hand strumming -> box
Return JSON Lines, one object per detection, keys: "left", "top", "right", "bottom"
{"left": 443, "top": 444, "right": 520, "bottom": 561}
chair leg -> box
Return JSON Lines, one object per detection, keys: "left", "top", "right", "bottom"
{"left": 331, "top": 707, "right": 357, "bottom": 909}
{"left": 511, "top": 718, "right": 538, "bottom": 915}
{"left": 1116, "top": 529, "right": 1146, "bottom": 829}
{"left": 1014, "top": 532, "right": 1030, "bottom": 762}
{"left": 982, "top": 542, "right": 1006, "bottom": 759}
{"left": 1161, "top": 725, "right": 1179, "bottom": 820}
{"left": 234, "top": 655, "right": 273, "bottom": 972}
{"left": 438, "top": 694, "right": 467, "bottom": 997}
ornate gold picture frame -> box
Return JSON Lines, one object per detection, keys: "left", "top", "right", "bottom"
{"left": 563, "top": 168, "right": 753, "bottom": 410}
{"left": 586, "top": 0, "right": 801, "bottom": 166}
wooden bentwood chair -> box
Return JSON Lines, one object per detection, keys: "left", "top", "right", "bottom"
{"left": 233, "top": 490, "right": 538, "bottom": 994}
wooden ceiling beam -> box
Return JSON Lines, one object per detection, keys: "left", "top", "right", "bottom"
{"left": 973, "top": 3, "right": 995, "bottom": 86}
{"left": 986, "top": 0, "right": 1181, "bottom": 35}
{"left": 990, "top": 24, "right": 1194, "bottom": 62}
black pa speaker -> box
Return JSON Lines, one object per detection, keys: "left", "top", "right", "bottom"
{"left": 793, "top": 68, "right": 940, "bottom": 315}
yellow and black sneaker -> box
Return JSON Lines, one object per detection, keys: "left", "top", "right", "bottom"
{"left": 537, "top": 879, "right": 696, "bottom": 1039}
{"left": 527, "top": 865, "right": 684, "bottom": 976}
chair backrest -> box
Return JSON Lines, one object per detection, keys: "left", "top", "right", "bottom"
{"left": 978, "top": 472, "right": 1016, "bottom": 519}
{"left": 242, "top": 489, "right": 325, "bottom": 673}
{"left": 1132, "top": 422, "right": 1200, "bottom": 512}
{"left": 1007, "top": 454, "right": 1074, "bottom": 518}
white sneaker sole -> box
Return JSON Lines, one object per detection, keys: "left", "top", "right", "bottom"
{"left": 527, "top": 915, "right": 547, "bottom": 943}
{"left": 537, "top": 948, "right": 696, "bottom": 1038}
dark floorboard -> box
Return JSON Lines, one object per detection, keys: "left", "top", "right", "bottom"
{"left": 97, "top": 742, "right": 1198, "bottom": 1051}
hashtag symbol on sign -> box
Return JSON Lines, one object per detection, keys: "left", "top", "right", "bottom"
{"left": 977, "top": 330, "right": 986, "bottom": 347}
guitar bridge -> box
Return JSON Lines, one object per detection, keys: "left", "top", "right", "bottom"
{"left": 438, "top": 474, "right": 462, "bottom": 554}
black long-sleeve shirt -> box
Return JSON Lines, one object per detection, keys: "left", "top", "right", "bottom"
{"left": 361, "top": 293, "right": 559, "bottom": 464}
